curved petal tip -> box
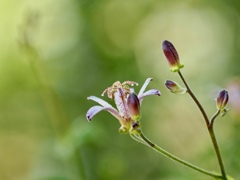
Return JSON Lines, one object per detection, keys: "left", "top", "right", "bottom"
{"left": 86, "top": 106, "right": 106, "bottom": 121}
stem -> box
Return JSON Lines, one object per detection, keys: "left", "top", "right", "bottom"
{"left": 130, "top": 133, "right": 148, "bottom": 145}
{"left": 178, "top": 71, "right": 210, "bottom": 127}
{"left": 132, "top": 132, "right": 222, "bottom": 179}
{"left": 178, "top": 71, "right": 227, "bottom": 180}
{"left": 210, "top": 110, "right": 221, "bottom": 129}
{"left": 209, "top": 110, "right": 227, "bottom": 179}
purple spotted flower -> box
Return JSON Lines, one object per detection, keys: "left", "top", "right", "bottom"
{"left": 86, "top": 78, "right": 161, "bottom": 133}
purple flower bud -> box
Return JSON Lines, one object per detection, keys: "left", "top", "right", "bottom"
{"left": 162, "top": 40, "right": 184, "bottom": 72}
{"left": 216, "top": 90, "right": 229, "bottom": 110}
{"left": 165, "top": 80, "right": 187, "bottom": 94}
{"left": 127, "top": 93, "right": 141, "bottom": 121}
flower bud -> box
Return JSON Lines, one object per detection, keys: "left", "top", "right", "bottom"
{"left": 127, "top": 93, "right": 141, "bottom": 121}
{"left": 165, "top": 80, "right": 187, "bottom": 94}
{"left": 216, "top": 90, "right": 229, "bottom": 110}
{"left": 162, "top": 40, "right": 184, "bottom": 72}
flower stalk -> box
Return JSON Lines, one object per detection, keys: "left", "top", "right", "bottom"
{"left": 178, "top": 70, "right": 227, "bottom": 180}
{"left": 162, "top": 40, "right": 229, "bottom": 179}
{"left": 130, "top": 130, "right": 222, "bottom": 179}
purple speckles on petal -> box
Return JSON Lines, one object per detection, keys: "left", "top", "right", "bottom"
{"left": 86, "top": 78, "right": 161, "bottom": 130}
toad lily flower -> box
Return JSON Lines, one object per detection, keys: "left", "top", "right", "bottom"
{"left": 86, "top": 78, "right": 161, "bottom": 134}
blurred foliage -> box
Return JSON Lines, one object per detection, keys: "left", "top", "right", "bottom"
{"left": 0, "top": 0, "right": 240, "bottom": 179}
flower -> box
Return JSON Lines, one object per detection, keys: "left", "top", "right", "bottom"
{"left": 86, "top": 78, "right": 161, "bottom": 134}
{"left": 165, "top": 80, "right": 187, "bottom": 94}
{"left": 162, "top": 40, "right": 184, "bottom": 72}
{"left": 216, "top": 90, "right": 229, "bottom": 110}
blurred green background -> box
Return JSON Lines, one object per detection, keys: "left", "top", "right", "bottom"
{"left": 0, "top": 0, "right": 240, "bottom": 179}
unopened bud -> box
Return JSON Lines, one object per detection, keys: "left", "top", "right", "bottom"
{"left": 216, "top": 90, "right": 229, "bottom": 110}
{"left": 162, "top": 40, "right": 184, "bottom": 72}
{"left": 127, "top": 93, "right": 141, "bottom": 121}
{"left": 165, "top": 80, "right": 187, "bottom": 94}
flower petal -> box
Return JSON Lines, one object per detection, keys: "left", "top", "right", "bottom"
{"left": 114, "top": 88, "right": 130, "bottom": 119}
{"left": 86, "top": 105, "right": 122, "bottom": 121}
{"left": 138, "top": 78, "right": 153, "bottom": 98}
{"left": 87, "top": 96, "right": 113, "bottom": 108}
{"left": 138, "top": 89, "right": 161, "bottom": 103}
{"left": 86, "top": 106, "right": 106, "bottom": 121}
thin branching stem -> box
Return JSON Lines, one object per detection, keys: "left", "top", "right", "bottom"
{"left": 130, "top": 131, "right": 222, "bottom": 179}
{"left": 210, "top": 110, "right": 221, "bottom": 129}
{"left": 178, "top": 71, "right": 227, "bottom": 180}
{"left": 209, "top": 110, "right": 227, "bottom": 179}
{"left": 178, "top": 71, "right": 210, "bottom": 127}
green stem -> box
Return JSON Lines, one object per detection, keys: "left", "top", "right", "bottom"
{"left": 210, "top": 110, "right": 221, "bottom": 129}
{"left": 178, "top": 71, "right": 227, "bottom": 180}
{"left": 132, "top": 132, "right": 222, "bottom": 179}
{"left": 209, "top": 110, "right": 227, "bottom": 179}
{"left": 178, "top": 71, "right": 210, "bottom": 127}
{"left": 130, "top": 133, "right": 147, "bottom": 145}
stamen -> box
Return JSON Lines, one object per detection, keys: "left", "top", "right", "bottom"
{"left": 101, "top": 81, "right": 138, "bottom": 99}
